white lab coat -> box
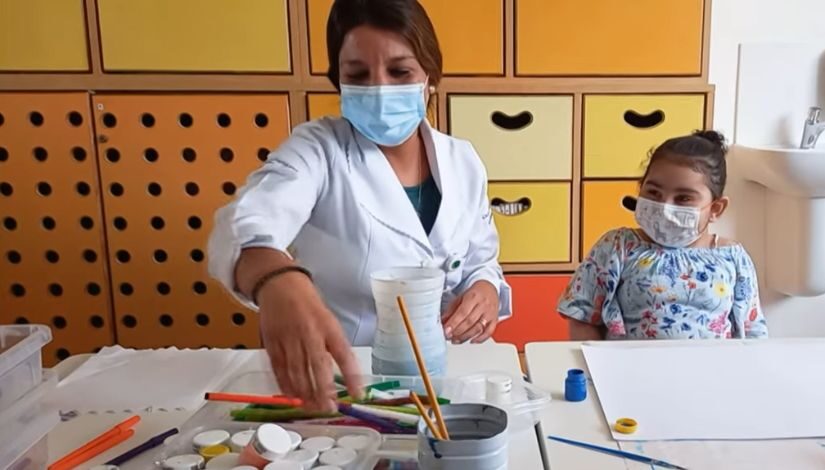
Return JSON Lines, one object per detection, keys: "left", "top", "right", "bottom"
{"left": 208, "top": 117, "right": 512, "bottom": 346}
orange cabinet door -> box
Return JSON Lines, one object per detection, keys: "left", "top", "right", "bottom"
{"left": 0, "top": 93, "right": 113, "bottom": 365}
{"left": 92, "top": 94, "right": 291, "bottom": 350}
{"left": 581, "top": 180, "right": 638, "bottom": 258}
{"left": 308, "top": 0, "right": 504, "bottom": 75}
{"left": 516, "top": 0, "right": 705, "bottom": 76}
{"left": 492, "top": 275, "right": 571, "bottom": 351}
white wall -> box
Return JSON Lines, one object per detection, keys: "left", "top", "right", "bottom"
{"left": 709, "top": 0, "right": 825, "bottom": 336}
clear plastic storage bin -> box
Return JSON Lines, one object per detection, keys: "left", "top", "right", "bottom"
{"left": 0, "top": 370, "right": 59, "bottom": 470}
{"left": 0, "top": 325, "right": 52, "bottom": 411}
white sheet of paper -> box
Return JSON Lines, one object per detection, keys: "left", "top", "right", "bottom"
{"left": 582, "top": 342, "right": 825, "bottom": 440}
{"left": 52, "top": 346, "right": 257, "bottom": 414}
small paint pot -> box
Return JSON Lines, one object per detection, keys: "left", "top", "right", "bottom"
{"left": 262, "top": 462, "right": 303, "bottom": 470}
{"left": 161, "top": 454, "right": 206, "bottom": 470}
{"left": 193, "top": 430, "right": 231, "bottom": 451}
{"left": 284, "top": 448, "right": 319, "bottom": 469}
{"left": 336, "top": 434, "right": 372, "bottom": 452}
{"left": 286, "top": 430, "right": 303, "bottom": 450}
{"left": 299, "top": 436, "right": 335, "bottom": 453}
{"left": 417, "top": 404, "right": 508, "bottom": 470}
{"left": 318, "top": 448, "right": 357, "bottom": 469}
{"left": 229, "top": 430, "right": 255, "bottom": 453}
{"left": 205, "top": 452, "right": 240, "bottom": 469}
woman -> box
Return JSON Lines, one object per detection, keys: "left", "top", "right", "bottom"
{"left": 208, "top": 0, "right": 511, "bottom": 411}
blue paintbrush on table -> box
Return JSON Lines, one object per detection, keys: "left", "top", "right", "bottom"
{"left": 547, "top": 435, "right": 688, "bottom": 470}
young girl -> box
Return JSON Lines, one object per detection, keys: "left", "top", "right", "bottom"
{"left": 559, "top": 130, "right": 769, "bottom": 340}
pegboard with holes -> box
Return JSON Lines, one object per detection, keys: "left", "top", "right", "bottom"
{"left": 0, "top": 93, "right": 114, "bottom": 365}
{"left": 92, "top": 94, "right": 291, "bottom": 349}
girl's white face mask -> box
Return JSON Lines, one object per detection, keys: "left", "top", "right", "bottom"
{"left": 634, "top": 197, "right": 704, "bottom": 248}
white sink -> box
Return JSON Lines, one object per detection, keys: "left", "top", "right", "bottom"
{"left": 732, "top": 144, "right": 825, "bottom": 197}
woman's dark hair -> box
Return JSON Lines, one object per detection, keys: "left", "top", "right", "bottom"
{"left": 642, "top": 130, "right": 728, "bottom": 199}
{"left": 326, "top": 0, "right": 443, "bottom": 91}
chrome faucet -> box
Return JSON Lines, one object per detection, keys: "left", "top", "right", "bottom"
{"left": 800, "top": 107, "right": 825, "bottom": 149}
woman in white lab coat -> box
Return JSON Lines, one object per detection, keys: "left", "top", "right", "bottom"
{"left": 208, "top": 0, "right": 511, "bottom": 410}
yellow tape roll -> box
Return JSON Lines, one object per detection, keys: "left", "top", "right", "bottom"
{"left": 614, "top": 418, "right": 638, "bottom": 434}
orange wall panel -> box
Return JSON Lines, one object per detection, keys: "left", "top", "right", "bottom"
{"left": 492, "top": 275, "right": 571, "bottom": 351}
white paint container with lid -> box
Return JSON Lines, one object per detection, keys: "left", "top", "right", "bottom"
{"left": 161, "top": 454, "right": 206, "bottom": 470}
{"left": 286, "top": 430, "right": 302, "bottom": 450}
{"left": 262, "top": 461, "right": 303, "bottom": 470}
{"left": 486, "top": 375, "right": 513, "bottom": 404}
{"left": 336, "top": 434, "right": 372, "bottom": 452}
{"left": 237, "top": 423, "right": 292, "bottom": 467}
{"left": 417, "top": 404, "right": 509, "bottom": 470}
{"left": 193, "top": 430, "right": 231, "bottom": 451}
{"left": 318, "top": 448, "right": 357, "bottom": 469}
{"left": 229, "top": 430, "right": 255, "bottom": 453}
{"left": 284, "top": 448, "right": 319, "bottom": 469}
{"left": 299, "top": 435, "right": 335, "bottom": 453}
{"left": 205, "top": 452, "right": 240, "bottom": 469}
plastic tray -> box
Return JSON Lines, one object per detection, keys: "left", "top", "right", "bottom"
{"left": 0, "top": 325, "right": 52, "bottom": 411}
{"left": 0, "top": 370, "right": 59, "bottom": 470}
{"left": 457, "top": 370, "right": 552, "bottom": 431}
{"left": 135, "top": 422, "right": 382, "bottom": 470}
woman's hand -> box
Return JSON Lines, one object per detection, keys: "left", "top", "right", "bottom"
{"left": 442, "top": 281, "right": 499, "bottom": 344}
{"left": 257, "top": 273, "right": 363, "bottom": 412}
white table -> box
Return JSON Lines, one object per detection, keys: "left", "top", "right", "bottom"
{"left": 49, "top": 343, "right": 545, "bottom": 469}
{"left": 525, "top": 340, "right": 825, "bottom": 470}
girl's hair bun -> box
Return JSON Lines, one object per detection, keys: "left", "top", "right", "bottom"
{"left": 692, "top": 129, "right": 727, "bottom": 150}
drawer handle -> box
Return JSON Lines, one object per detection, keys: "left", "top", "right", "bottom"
{"left": 623, "top": 110, "right": 665, "bottom": 129}
{"left": 622, "top": 195, "right": 637, "bottom": 211}
{"left": 491, "top": 197, "right": 532, "bottom": 216}
{"left": 490, "top": 111, "right": 533, "bottom": 131}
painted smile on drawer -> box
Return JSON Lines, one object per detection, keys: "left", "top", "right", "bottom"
{"left": 491, "top": 197, "right": 531, "bottom": 216}
{"left": 490, "top": 111, "right": 533, "bottom": 131}
{"left": 623, "top": 110, "right": 665, "bottom": 129}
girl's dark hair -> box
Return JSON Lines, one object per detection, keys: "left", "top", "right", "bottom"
{"left": 325, "top": 0, "right": 443, "bottom": 91}
{"left": 642, "top": 130, "right": 728, "bottom": 199}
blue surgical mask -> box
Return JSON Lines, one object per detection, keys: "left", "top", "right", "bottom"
{"left": 340, "top": 82, "right": 426, "bottom": 147}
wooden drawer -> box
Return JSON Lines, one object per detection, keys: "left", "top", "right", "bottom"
{"left": 516, "top": 0, "right": 705, "bottom": 76}
{"left": 307, "top": 0, "right": 504, "bottom": 75}
{"left": 489, "top": 182, "right": 571, "bottom": 263}
{"left": 0, "top": 0, "right": 88, "bottom": 71}
{"left": 493, "top": 275, "right": 572, "bottom": 351}
{"left": 449, "top": 95, "right": 573, "bottom": 181}
{"left": 584, "top": 94, "right": 706, "bottom": 178}
{"left": 581, "top": 180, "right": 637, "bottom": 257}
{"left": 97, "top": 0, "right": 290, "bottom": 72}
{"left": 306, "top": 93, "right": 437, "bottom": 126}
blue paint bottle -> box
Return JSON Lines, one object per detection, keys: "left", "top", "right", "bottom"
{"left": 564, "top": 369, "right": 587, "bottom": 402}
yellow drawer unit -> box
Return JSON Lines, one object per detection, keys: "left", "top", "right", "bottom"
{"left": 581, "top": 180, "right": 638, "bottom": 257}
{"left": 0, "top": 0, "right": 88, "bottom": 71}
{"left": 489, "top": 182, "right": 571, "bottom": 263}
{"left": 583, "top": 94, "right": 706, "bottom": 178}
{"left": 306, "top": 92, "right": 437, "bottom": 126}
{"left": 307, "top": 0, "right": 504, "bottom": 75}
{"left": 516, "top": 0, "right": 705, "bottom": 76}
{"left": 449, "top": 95, "right": 573, "bottom": 181}
{"left": 97, "top": 0, "right": 291, "bottom": 72}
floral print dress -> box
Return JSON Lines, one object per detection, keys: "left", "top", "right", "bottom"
{"left": 558, "top": 228, "right": 769, "bottom": 339}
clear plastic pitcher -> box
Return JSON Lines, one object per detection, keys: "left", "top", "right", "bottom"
{"left": 370, "top": 267, "right": 447, "bottom": 377}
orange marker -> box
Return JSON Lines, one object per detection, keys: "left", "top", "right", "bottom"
{"left": 49, "top": 415, "right": 139, "bottom": 470}
{"left": 205, "top": 392, "right": 303, "bottom": 408}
